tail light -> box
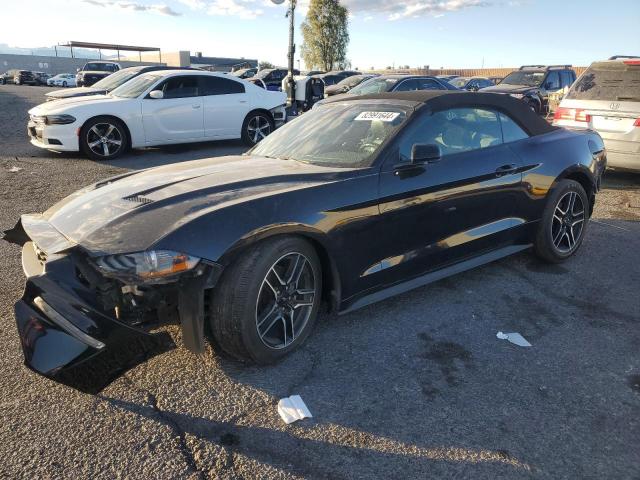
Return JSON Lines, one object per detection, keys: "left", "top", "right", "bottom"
{"left": 634, "top": 118, "right": 640, "bottom": 127}
{"left": 554, "top": 107, "right": 591, "bottom": 123}
{"left": 623, "top": 60, "right": 640, "bottom": 66}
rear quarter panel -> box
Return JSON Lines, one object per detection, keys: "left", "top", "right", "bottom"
{"left": 509, "top": 128, "right": 602, "bottom": 223}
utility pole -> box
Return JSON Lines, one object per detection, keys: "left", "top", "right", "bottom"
{"left": 272, "top": 0, "right": 297, "bottom": 114}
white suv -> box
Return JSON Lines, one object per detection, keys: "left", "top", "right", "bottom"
{"left": 553, "top": 56, "right": 640, "bottom": 172}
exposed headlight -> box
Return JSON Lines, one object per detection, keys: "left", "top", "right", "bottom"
{"left": 510, "top": 93, "right": 525, "bottom": 99}
{"left": 94, "top": 250, "right": 201, "bottom": 282}
{"left": 45, "top": 114, "right": 76, "bottom": 125}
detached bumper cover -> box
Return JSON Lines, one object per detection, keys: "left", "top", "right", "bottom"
{"left": 14, "top": 242, "right": 175, "bottom": 394}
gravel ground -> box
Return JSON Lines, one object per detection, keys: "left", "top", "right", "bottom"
{"left": 0, "top": 84, "right": 638, "bottom": 479}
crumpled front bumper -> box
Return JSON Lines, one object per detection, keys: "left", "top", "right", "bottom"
{"left": 14, "top": 240, "right": 175, "bottom": 394}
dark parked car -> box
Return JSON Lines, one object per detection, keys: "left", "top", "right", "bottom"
{"left": 488, "top": 76, "right": 503, "bottom": 85}
{"left": 480, "top": 65, "right": 576, "bottom": 114}
{"left": 448, "top": 76, "right": 495, "bottom": 91}
{"left": 343, "top": 75, "right": 458, "bottom": 96}
{"left": 32, "top": 72, "right": 52, "bottom": 86}
{"left": 0, "top": 69, "right": 36, "bottom": 85}
{"left": 436, "top": 75, "right": 460, "bottom": 82}
{"left": 46, "top": 65, "right": 198, "bottom": 101}
{"left": 4, "top": 91, "right": 606, "bottom": 393}
{"left": 76, "top": 61, "right": 120, "bottom": 87}
{"left": 250, "top": 68, "right": 300, "bottom": 90}
{"left": 230, "top": 67, "right": 258, "bottom": 79}
{"left": 324, "top": 74, "right": 376, "bottom": 97}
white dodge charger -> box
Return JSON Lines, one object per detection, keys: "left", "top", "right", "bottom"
{"left": 27, "top": 70, "right": 287, "bottom": 160}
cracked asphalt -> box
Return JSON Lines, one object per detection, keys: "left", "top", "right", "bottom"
{"left": 0, "top": 84, "right": 639, "bottom": 479}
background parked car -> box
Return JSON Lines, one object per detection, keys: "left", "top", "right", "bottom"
{"left": 46, "top": 66, "right": 198, "bottom": 101}
{"left": 436, "top": 74, "right": 460, "bottom": 82}
{"left": 0, "top": 70, "right": 37, "bottom": 85}
{"left": 480, "top": 65, "right": 576, "bottom": 114}
{"left": 553, "top": 55, "right": 640, "bottom": 172}
{"left": 32, "top": 72, "right": 52, "bottom": 86}
{"left": 76, "top": 61, "right": 120, "bottom": 87}
{"left": 488, "top": 76, "right": 503, "bottom": 85}
{"left": 324, "top": 74, "right": 376, "bottom": 97}
{"left": 230, "top": 67, "right": 257, "bottom": 79}
{"left": 249, "top": 68, "right": 300, "bottom": 91}
{"left": 448, "top": 76, "right": 495, "bottom": 91}
{"left": 343, "top": 74, "right": 459, "bottom": 97}
{"left": 47, "top": 73, "right": 76, "bottom": 87}
{"left": 28, "top": 70, "right": 288, "bottom": 160}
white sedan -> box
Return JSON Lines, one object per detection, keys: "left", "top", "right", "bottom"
{"left": 28, "top": 70, "right": 287, "bottom": 160}
{"left": 47, "top": 73, "right": 76, "bottom": 87}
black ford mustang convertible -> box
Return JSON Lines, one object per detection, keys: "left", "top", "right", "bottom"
{"left": 5, "top": 91, "right": 606, "bottom": 393}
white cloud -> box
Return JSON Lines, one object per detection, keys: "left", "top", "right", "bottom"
{"left": 177, "top": 0, "right": 493, "bottom": 20}
{"left": 82, "top": 0, "right": 182, "bottom": 16}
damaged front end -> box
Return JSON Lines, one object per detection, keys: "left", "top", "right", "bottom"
{"left": 4, "top": 215, "right": 222, "bottom": 394}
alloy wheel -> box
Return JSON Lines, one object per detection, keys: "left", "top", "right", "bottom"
{"left": 86, "top": 123, "right": 123, "bottom": 157}
{"left": 247, "top": 115, "right": 272, "bottom": 144}
{"left": 551, "top": 191, "right": 585, "bottom": 253}
{"left": 255, "top": 252, "right": 317, "bottom": 350}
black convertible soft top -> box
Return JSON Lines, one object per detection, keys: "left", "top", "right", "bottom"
{"left": 324, "top": 91, "right": 557, "bottom": 136}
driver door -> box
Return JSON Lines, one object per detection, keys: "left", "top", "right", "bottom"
{"left": 141, "top": 75, "right": 204, "bottom": 144}
{"left": 373, "top": 107, "right": 523, "bottom": 286}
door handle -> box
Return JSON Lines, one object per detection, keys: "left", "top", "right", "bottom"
{"left": 192, "top": 104, "right": 201, "bottom": 109}
{"left": 239, "top": 100, "right": 248, "bottom": 103}
{"left": 495, "top": 164, "right": 517, "bottom": 176}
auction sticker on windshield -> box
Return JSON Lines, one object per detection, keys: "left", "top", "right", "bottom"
{"left": 354, "top": 111, "right": 401, "bottom": 122}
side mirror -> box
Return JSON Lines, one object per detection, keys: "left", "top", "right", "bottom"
{"left": 411, "top": 144, "right": 441, "bottom": 164}
{"left": 149, "top": 90, "right": 164, "bottom": 99}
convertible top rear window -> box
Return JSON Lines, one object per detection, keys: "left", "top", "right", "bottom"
{"left": 250, "top": 103, "right": 409, "bottom": 168}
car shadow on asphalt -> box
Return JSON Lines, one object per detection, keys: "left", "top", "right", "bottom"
{"left": 98, "top": 394, "right": 533, "bottom": 477}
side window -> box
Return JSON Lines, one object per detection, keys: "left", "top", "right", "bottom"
{"left": 560, "top": 70, "right": 574, "bottom": 88}
{"left": 395, "top": 79, "right": 419, "bottom": 91}
{"left": 399, "top": 108, "right": 503, "bottom": 161}
{"left": 200, "top": 76, "right": 245, "bottom": 95}
{"left": 499, "top": 113, "right": 529, "bottom": 143}
{"left": 545, "top": 71, "right": 560, "bottom": 90}
{"left": 417, "top": 79, "right": 444, "bottom": 90}
{"left": 159, "top": 76, "right": 199, "bottom": 99}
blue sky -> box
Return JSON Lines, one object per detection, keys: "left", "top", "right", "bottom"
{"left": 3, "top": 0, "right": 639, "bottom": 69}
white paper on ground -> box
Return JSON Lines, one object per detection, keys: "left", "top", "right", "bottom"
{"left": 278, "top": 395, "right": 313, "bottom": 424}
{"left": 496, "top": 331, "right": 532, "bottom": 347}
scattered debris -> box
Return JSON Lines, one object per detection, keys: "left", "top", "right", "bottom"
{"left": 497, "top": 331, "right": 532, "bottom": 347}
{"left": 8, "top": 166, "right": 22, "bottom": 173}
{"left": 278, "top": 395, "right": 312, "bottom": 424}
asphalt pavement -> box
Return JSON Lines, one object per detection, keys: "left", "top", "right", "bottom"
{"left": 0, "top": 84, "right": 638, "bottom": 479}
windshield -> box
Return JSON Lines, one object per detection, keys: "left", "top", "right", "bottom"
{"left": 501, "top": 71, "right": 545, "bottom": 87}
{"left": 449, "top": 77, "right": 470, "bottom": 88}
{"left": 349, "top": 78, "right": 398, "bottom": 96}
{"left": 567, "top": 63, "right": 640, "bottom": 101}
{"left": 255, "top": 69, "right": 275, "bottom": 79}
{"left": 250, "top": 103, "right": 408, "bottom": 168}
{"left": 111, "top": 74, "right": 160, "bottom": 98}
{"left": 92, "top": 69, "right": 141, "bottom": 90}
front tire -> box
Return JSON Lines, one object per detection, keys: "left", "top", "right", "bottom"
{"left": 79, "top": 116, "right": 128, "bottom": 161}
{"left": 241, "top": 111, "right": 275, "bottom": 146}
{"left": 534, "top": 179, "right": 589, "bottom": 263}
{"left": 209, "top": 236, "right": 322, "bottom": 364}
{"left": 62, "top": 81, "right": 67, "bottom": 87}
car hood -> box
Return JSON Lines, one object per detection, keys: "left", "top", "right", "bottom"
{"left": 39, "top": 155, "right": 354, "bottom": 255}
{"left": 480, "top": 84, "right": 536, "bottom": 94}
{"left": 45, "top": 87, "right": 105, "bottom": 99}
{"left": 29, "top": 94, "right": 124, "bottom": 114}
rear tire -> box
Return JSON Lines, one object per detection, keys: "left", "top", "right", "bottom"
{"left": 209, "top": 236, "right": 322, "bottom": 364}
{"left": 534, "top": 179, "right": 589, "bottom": 263}
{"left": 79, "top": 116, "right": 128, "bottom": 161}
{"left": 241, "top": 111, "right": 275, "bottom": 146}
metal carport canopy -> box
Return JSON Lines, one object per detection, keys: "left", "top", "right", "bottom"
{"left": 58, "top": 41, "right": 162, "bottom": 61}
